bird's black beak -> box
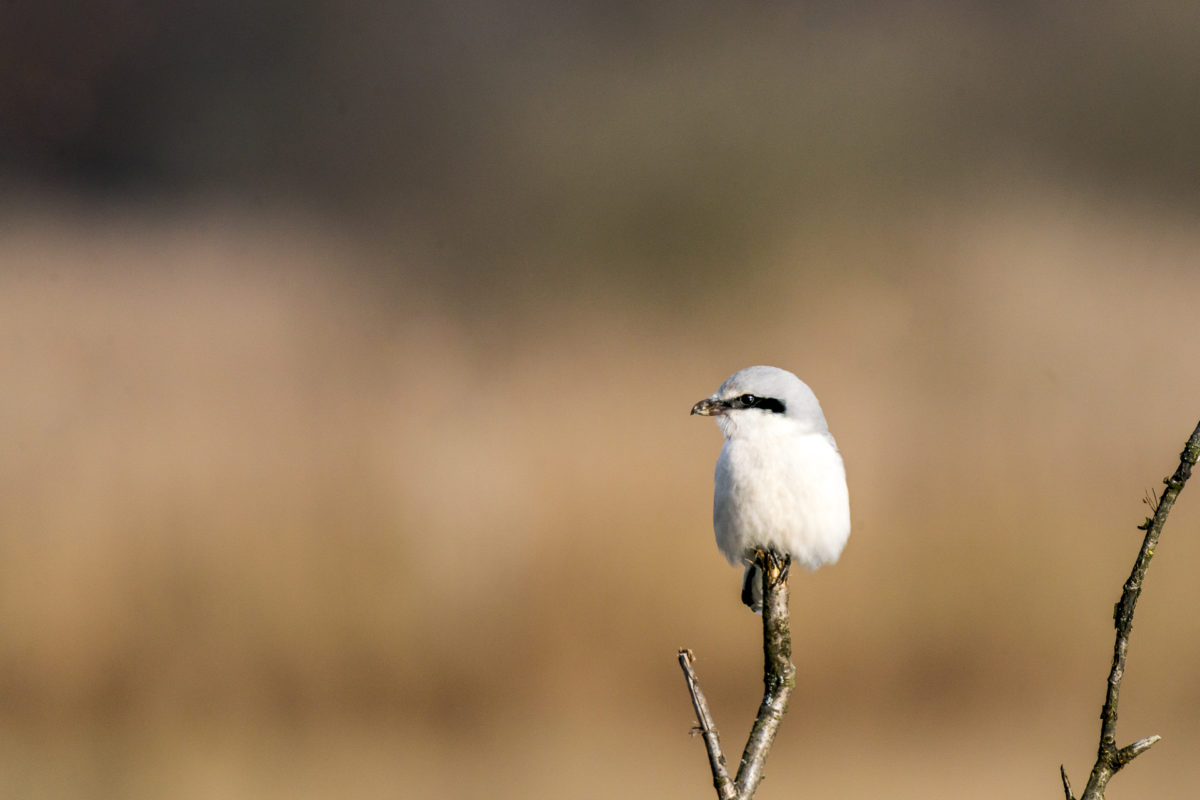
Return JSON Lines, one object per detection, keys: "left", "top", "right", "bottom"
{"left": 691, "top": 397, "right": 727, "bottom": 416}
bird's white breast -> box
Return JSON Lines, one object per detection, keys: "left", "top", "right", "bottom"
{"left": 712, "top": 429, "right": 850, "bottom": 569}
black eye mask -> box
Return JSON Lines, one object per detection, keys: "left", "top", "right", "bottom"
{"left": 732, "top": 394, "right": 786, "bottom": 414}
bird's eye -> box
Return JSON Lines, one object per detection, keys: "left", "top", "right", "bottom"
{"left": 739, "top": 394, "right": 757, "bottom": 406}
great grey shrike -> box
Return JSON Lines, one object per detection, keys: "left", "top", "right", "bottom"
{"left": 691, "top": 366, "right": 850, "bottom": 611}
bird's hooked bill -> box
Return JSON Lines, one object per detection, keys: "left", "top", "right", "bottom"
{"left": 691, "top": 397, "right": 727, "bottom": 416}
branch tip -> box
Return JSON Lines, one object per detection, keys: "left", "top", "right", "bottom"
{"left": 677, "top": 644, "right": 736, "bottom": 799}
{"left": 1060, "top": 765, "right": 1075, "bottom": 800}
{"left": 1119, "top": 734, "right": 1161, "bottom": 763}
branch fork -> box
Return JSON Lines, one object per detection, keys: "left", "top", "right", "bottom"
{"left": 679, "top": 550, "right": 795, "bottom": 800}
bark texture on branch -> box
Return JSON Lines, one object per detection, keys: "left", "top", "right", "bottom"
{"left": 679, "top": 551, "right": 796, "bottom": 800}
{"left": 1061, "top": 419, "right": 1200, "bottom": 800}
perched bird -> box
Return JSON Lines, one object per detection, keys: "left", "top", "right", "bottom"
{"left": 691, "top": 366, "right": 850, "bottom": 611}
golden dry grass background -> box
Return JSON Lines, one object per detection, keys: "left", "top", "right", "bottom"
{"left": 3, "top": 180, "right": 1200, "bottom": 799}
{"left": 6, "top": 3, "right": 1200, "bottom": 797}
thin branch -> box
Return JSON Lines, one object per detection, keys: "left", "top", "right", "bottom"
{"left": 680, "top": 551, "right": 796, "bottom": 800}
{"left": 1061, "top": 764, "right": 1075, "bottom": 800}
{"left": 1072, "top": 419, "right": 1200, "bottom": 800}
{"left": 678, "top": 649, "right": 738, "bottom": 800}
{"left": 735, "top": 552, "right": 796, "bottom": 797}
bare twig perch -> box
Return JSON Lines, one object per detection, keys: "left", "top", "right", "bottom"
{"left": 679, "top": 551, "right": 795, "bottom": 800}
{"left": 1061, "top": 420, "right": 1200, "bottom": 800}
{"left": 678, "top": 650, "right": 737, "bottom": 800}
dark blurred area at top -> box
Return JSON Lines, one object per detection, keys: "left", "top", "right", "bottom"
{"left": 4, "top": 0, "right": 1200, "bottom": 276}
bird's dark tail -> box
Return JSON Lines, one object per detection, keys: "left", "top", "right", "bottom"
{"left": 741, "top": 563, "right": 764, "bottom": 614}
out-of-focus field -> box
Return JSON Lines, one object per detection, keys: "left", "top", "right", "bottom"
{"left": 6, "top": 2, "right": 1200, "bottom": 796}
{"left": 3, "top": 183, "right": 1200, "bottom": 798}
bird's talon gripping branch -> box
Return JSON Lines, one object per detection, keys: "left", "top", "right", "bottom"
{"left": 777, "top": 553, "right": 791, "bottom": 584}
{"left": 764, "top": 551, "right": 781, "bottom": 583}
{"left": 757, "top": 550, "right": 791, "bottom": 586}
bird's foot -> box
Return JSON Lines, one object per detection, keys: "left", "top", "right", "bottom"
{"left": 761, "top": 550, "right": 791, "bottom": 585}
{"left": 777, "top": 553, "right": 791, "bottom": 583}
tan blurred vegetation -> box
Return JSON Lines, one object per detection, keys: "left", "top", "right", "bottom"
{"left": 4, "top": 186, "right": 1200, "bottom": 798}
{"left": 4, "top": 2, "right": 1200, "bottom": 798}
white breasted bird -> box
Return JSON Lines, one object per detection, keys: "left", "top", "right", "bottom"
{"left": 691, "top": 366, "right": 850, "bottom": 611}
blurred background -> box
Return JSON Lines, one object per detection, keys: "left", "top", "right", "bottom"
{"left": 3, "top": 1, "right": 1200, "bottom": 797}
